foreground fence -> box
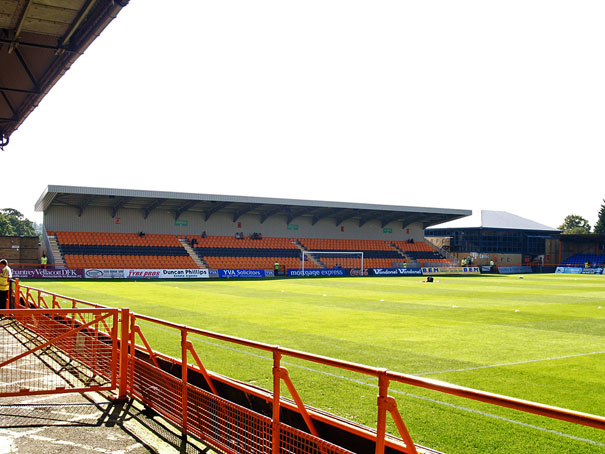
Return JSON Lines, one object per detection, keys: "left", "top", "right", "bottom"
{"left": 0, "top": 307, "right": 121, "bottom": 397}
{"left": 3, "top": 279, "right": 605, "bottom": 454}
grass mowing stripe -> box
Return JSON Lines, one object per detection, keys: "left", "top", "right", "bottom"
{"left": 276, "top": 361, "right": 605, "bottom": 448}
{"left": 415, "top": 350, "right": 605, "bottom": 376}
{"left": 150, "top": 322, "right": 605, "bottom": 448}
{"left": 390, "top": 389, "right": 605, "bottom": 448}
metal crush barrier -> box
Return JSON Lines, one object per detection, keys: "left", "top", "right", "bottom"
{"left": 186, "top": 383, "right": 274, "bottom": 454}
{"left": 130, "top": 355, "right": 184, "bottom": 424}
{"left": 279, "top": 423, "right": 357, "bottom": 454}
{"left": 0, "top": 307, "right": 119, "bottom": 397}
{"left": 4, "top": 280, "right": 605, "bottom": 454}
{"left": 128, "top": 315, "right": 367, "bottom": 454}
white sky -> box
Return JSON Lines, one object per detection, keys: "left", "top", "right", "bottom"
{"left": 2, "top": 0, "right": 604, "bottom": 229}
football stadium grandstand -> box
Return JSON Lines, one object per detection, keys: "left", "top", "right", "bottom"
{"left": 562, "top": 253, "right": 605, "bottom": 267}
{"left": 425, "top": 210, "right": 561, "bottom": 268}
{"left": 2, "top": 185, "right": 595, "bottom": 274}
{"left": 3, "top": 3, "right": 605, "bottom": 452}
{"left": 559, "top": 233, "right": 605, "bottom": 268}
{"left": 35, "top": 185, "right": 468, "bottom": 272}
{"left": 2, "top": 193, "right": 603, "bottom": 454}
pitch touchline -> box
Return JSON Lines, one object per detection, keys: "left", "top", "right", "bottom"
{"left": 393, "top": 389, "right": 605, "bottom": 447}
{"left": 414, "top": 350, "right": 605, "bottom": 376}
{"left": 283, "top": 361, "right": 605, "bottom": 447}
{"left": 139, "top": 325, "right": 604, "bottom": 446}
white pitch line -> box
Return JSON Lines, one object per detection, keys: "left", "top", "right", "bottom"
{"left": 261, "top": 358, "right": 605, "bottom": 447}
{"left": 155, "top": 328, "right": 605, "bottom": 446}
{"left": 389, "top": 388, "right": 605, "bottom": 448}
{"left": 284, "top": 365, "right": 605, "bottom": 447}
{"left": 414, "top": 350, "right": 605, "bottom": 376}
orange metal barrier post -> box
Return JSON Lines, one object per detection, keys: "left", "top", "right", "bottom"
{"left": 375, "top": 372, "right": 417, "bottom": 454}
{"left": 181, "top": 327, "right": 189, "bottom": 431}
{"left": 272, "top": 350, "right": 282, "bottom": 454}
{"left": 119, "top": 308, "right": 130, "bottom": 400}
{"left": 279, "top": 367, "right": 320, "bottom": 438}
{"left": 375, "top": 372, "right": 389, "bottom": 454}
{"left": 13, "top": 278, "right": 19, "bottom": 309}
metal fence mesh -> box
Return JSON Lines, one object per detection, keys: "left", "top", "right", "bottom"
{"left": 0, "top": 310, "right": 117, "bottom": 396}
{"left": 130, "top": 355, "right": 355, "bottom": 454}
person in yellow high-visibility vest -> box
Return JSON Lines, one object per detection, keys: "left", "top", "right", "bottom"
{"left": 274, "top": 261, "right": 280, "bottom": 276}
{"left": 41, "top": 253, "right": 48, "bottom": 269}
{"left": 0, "top": 259, "right": 12, "bottom": 309}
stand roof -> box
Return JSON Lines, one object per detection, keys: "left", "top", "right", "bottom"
{"left": 35, "top": 185, "right": 471, "bottom": 229}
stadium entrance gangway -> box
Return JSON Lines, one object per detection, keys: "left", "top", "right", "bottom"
{"left": 3, "top": 279, "right": 605, "bottom": 454}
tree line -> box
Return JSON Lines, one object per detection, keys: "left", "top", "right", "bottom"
{"left": 0, "top": 209, "right": 37, "bottom": 236}
{"left": 558, "top": 199, "right": 605, "bottom": 234}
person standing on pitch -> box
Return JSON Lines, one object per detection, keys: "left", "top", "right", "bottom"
{"left": 0, "top": 259, "right": 12, "bottom": 309}
{"left": 274, "top": 261, "right": 279, "bottom": 276}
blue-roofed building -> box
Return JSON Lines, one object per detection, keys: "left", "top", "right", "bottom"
{"left": 425, "top": 210, "right": 560, "bottom": 267}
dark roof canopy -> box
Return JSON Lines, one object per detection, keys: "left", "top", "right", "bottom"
{"left": 559, "top": 234, "right": 605, "bottom": 243}
{"left": 0, "top": 0, "right": 128, "bottom": 148}
{"left": 36, "top": 185, "right": 472, "bottom": 229}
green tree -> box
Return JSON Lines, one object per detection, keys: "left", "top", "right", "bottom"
{"left": 594, "top": 199, "right": 605, "bottom": 234}
{"left": 558, "top": 214, "right": 591, "bottom": 234}
{"left": 0, "top": 213, "right": 15, "bottom": 236}
{"left": 0, "top": 208, "right": 36, "bottom": 236}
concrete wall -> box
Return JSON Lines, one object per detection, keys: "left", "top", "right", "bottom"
{"left": 43, "top": 206, "right": 425, "bottom": 242}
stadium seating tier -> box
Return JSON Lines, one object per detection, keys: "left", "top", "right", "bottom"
{"left": 53, "top": 232, "right": 452, "bottom": 270}
{"left": 562, "top": 254, "right": 605, "bottom": 267}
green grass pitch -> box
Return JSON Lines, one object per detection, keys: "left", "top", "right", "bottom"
{"left": 29, "top": 274, "right": 605, "bottom": 454}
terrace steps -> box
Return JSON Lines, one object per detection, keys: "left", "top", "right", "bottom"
{"left": 293, "top": 241, "right": 324, "bottom": 268}
{"left": 47, "top": 235, "right": 65, "bottom": 267}
{"left": 179, "top": 238, "right": 207, "bottom": 268}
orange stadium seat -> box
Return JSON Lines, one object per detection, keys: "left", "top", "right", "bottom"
{"left": 56, "top": 231, "right": 197, "bottom": 269}
{"left": 56, "top": 231, "right": 450, "bottom": 271}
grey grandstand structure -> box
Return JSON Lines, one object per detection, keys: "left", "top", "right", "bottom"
{"left": 36, "top": 184, "right": 471, "bottom": 267}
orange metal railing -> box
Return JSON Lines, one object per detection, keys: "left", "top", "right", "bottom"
{"left": 4, "top": 279, "right": 605, "bottom": 454}
{"left": 3, "top": 279, "right": 129, "bottom": 399}
{"left": 0, "top": 306, "right": 122, "bottom": 397}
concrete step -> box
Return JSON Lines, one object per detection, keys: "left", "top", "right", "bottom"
{"left": 294, "top": 243, "right": 324, "bottom": 268}
{"left": 179, "top": 238, "right": 207, "bottom": 268}
{"left": 47, "top": 236, "right": 65, "bottom": 266}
